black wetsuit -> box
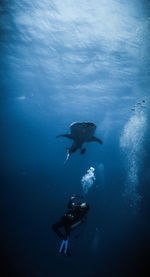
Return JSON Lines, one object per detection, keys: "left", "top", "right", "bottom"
{"left": 52, "top": 197, "right": 89, "bottom": 239}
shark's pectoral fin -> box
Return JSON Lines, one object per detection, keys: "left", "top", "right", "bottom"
{"left": 91, "top": 136, "right": 103, "bottom": 144}
{"left": 56, "top": 134, "right": 73, "bottom": 139}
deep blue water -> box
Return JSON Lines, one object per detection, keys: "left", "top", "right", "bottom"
{"left": 1, "top": 0, "right": 150, "bottom": 276}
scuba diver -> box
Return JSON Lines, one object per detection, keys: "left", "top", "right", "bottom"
{"left": 52, "top": 194, "right": 90, "bottom": 256}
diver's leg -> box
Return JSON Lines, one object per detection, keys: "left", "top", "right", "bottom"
{"left": 52, "top": 221, "right": 65, "bottom": 239}
{"left": 65, "top": 226, "right": 71, "bottom": 238}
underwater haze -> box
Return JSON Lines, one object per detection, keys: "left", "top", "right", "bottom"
{"left": 1, "top": 0, "right": 150, "bottom": 276}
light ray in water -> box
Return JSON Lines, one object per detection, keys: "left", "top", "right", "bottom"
{"left": 120, "top": 110, "right": 147, "bottom": 210}
{"left": 97, "top": 163, "right": 105, "bottom": 187}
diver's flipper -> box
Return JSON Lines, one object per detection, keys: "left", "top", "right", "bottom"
{"left": 91, "top": 136, "right": 103, "bottom": 144}
{"left": 59, "top": 236, "right": 70, "bottom": 256}
{"left": 56, "top": 134, "right": 73, "bottom": 139}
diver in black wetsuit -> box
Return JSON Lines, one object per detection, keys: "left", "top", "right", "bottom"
{"left": 52, "top": 194, "right": 90, "bottom": 255}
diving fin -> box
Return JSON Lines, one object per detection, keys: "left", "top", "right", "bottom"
{"left": 59, "top": 236, "right": 71, "bottom": 256}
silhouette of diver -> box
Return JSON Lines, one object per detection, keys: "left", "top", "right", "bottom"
{"left": 52, "top": 194, "right": 90, "bottom": 256}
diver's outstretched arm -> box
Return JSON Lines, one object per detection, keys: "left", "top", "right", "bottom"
{"left": 74, "top": 220, "right": 87, "bottom": 239}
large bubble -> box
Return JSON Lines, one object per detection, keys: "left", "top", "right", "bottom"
{"left": 81, "top": 167, "right": 96, "bottom": 194}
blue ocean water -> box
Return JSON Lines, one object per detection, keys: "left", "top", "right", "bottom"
{"left": 1, "top": 0, "right": 150, "bottom": 276}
